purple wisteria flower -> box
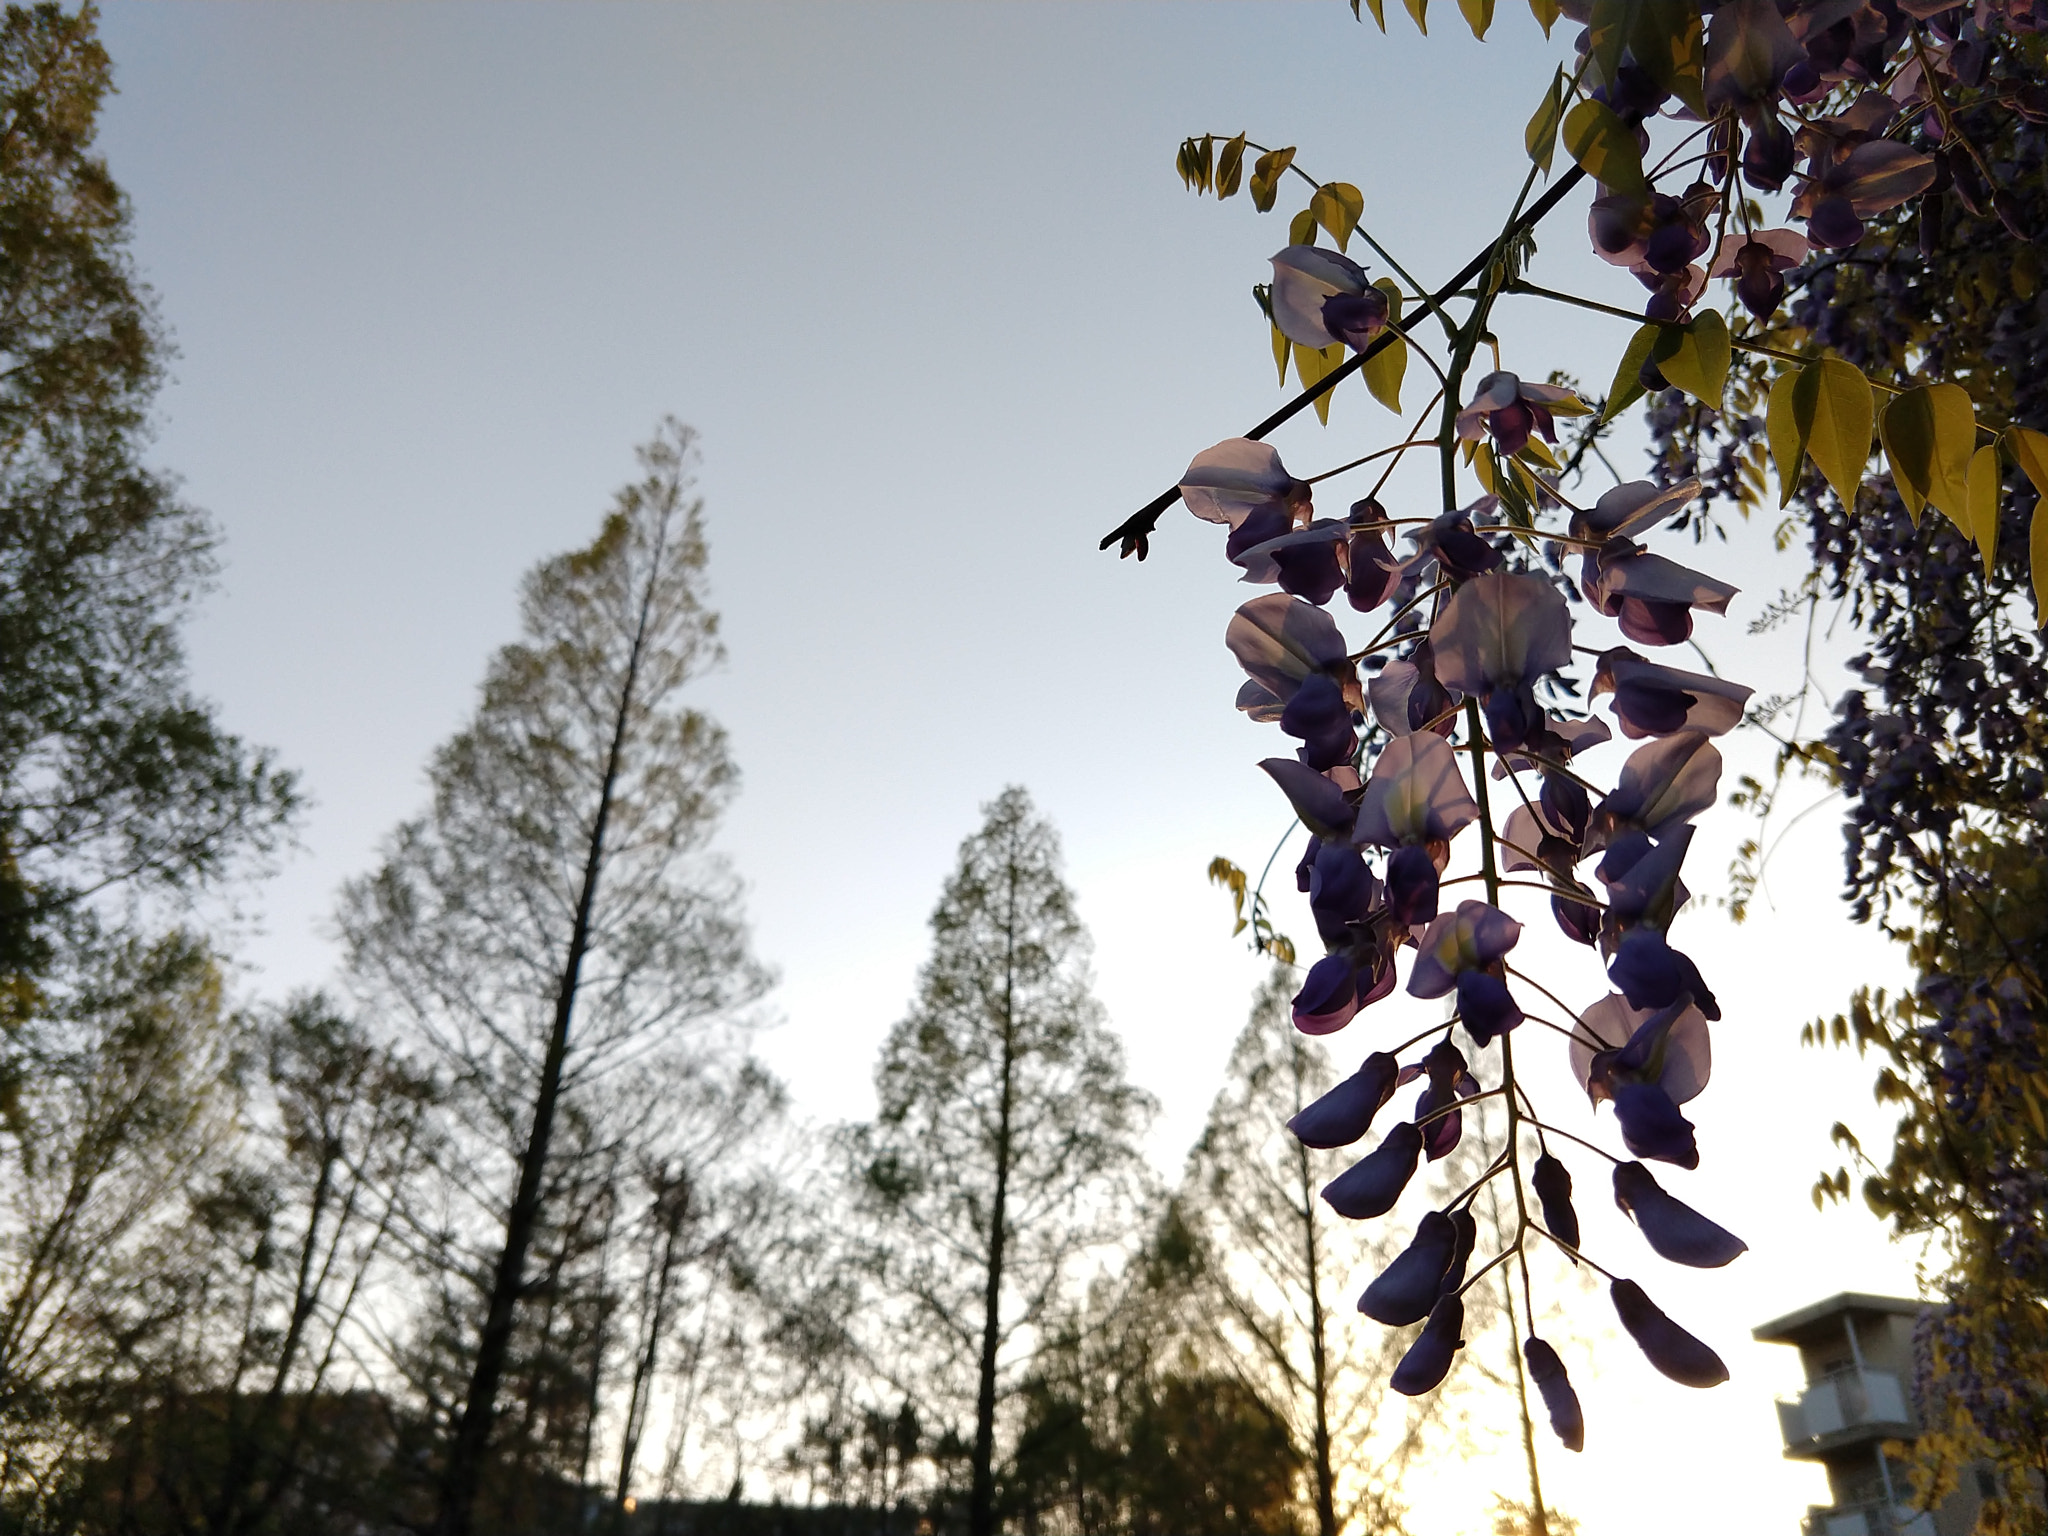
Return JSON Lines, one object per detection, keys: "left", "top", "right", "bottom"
{"left": 1586, "top": 732, "right": 1722, "bottom": 851}
{"left": 1707, "top": 228, "right": 1809, "bottom": 319}
{"left": 1572, "top": 993, "right": 1713, "bottom": 1166}
{"left": 1613, "top": 1162, "right": 1748, "bottom": 1268}
{"left": 1180, "top": 438, "right": 1313, "bottom": 528}
{"left": 1269, "top": 245, "right": 1391, "bottom": 351}
{"left": 1290, "top": 1051, "right": 1400, "bottom": 1148}
{"left": 1392, "top": 1295, "right": 1465, "bottom": 1395}
{"left": 1410, "top": 901, "right": 1525, "bottom": 1045}
{"left": 1455, "top": 373, "right": 1580, "bottom": 457}
{"left": 1401, "top": 1039, "right": 1481, "bottom": 1160}
{"left": 1569, "top": 478, "right": 1700, "bottom": 545}
{"left": 1368, "top": 642, "right": 1459, "bottom": 737}
{"left": 1611, "top": 1279, "right": 1729, "bottom": 1388}
{"left": 1523, "top": 1338, "right": 1585, "bottom": 1450}
{"left": 1532, "top": 1153, "right": 1581, "bottom": 1252}
{"left": 1579, "top": 541, "right": 1739, "bottom": 648}
{"left": 1360, "top": 1210, "right": 1459, "bottom": 1325}
{"left": 1429, "top": 571, "right": 1574, "bottom": 752}
{"left": 1407, "top": 502, "right": 1506, "bottom": 581}
{"left": 1322, "top": 1120, "right": 1423, "bottom": 1219}
{"left": 1592, "top": 648, "right": 1754, "bottom": 739}
{"left": 1229, "top": 592, "right": 1362, "bottom": 726}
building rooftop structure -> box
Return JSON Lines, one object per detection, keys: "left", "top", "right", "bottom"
{"left": 1754, "top": 1292, "right": 1985, "bottom": 1536}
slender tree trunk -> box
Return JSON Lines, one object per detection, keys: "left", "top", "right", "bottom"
{"left": 433, "top": 552, "right": 663, "bottom": 1536}
{"left": 1295, "top": 1138, "right": 1339, "bottom": 1536}
{"left": 969, "top": 861, "right": 1021, "bottom": 1536}
{"left": 613, "top": 1178, "right": 688, "bottom": 1531}
{"left": 1499, "top": 1266, "right": 1549, "bottom": 1536}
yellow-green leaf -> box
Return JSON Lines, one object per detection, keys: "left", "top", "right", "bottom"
{"left": 1652, "top": 311, "right": 1730, "bottom": 407}
{"left": 1288, "top": 207, "right": 1318, "bottom": 246}
{"left": 1355, "top": 0, "right": 1389, "bottom": 28}
{"left": 1402, "top": 0, "right": 1428, "bottom": 31}
{"left": 1791, "top": 357, "right": 1874, "bottom": 510}
{"left": 1562, "top": 100, "right": 1646, "bottom": 195}
{"left": 1603, "top": 322, "right": 1662, "bottom": 422}
{"left": 1294, "top": 341, "right": 1345, "bottom": 425}
{"left": 1250, "top": 146, "right": 1296, "bottom": 213}
{"left": 1526, "top": 68, "right": 1566, "bottom": 174}
{"left": 1966, "top": 443, "right": 2001, "bottom": 576}
{"left": 1361, "top": 279, "right": 1405, "bottom": 413}
{"left": 1527, "top": 0, "right": 1560, "bottom": 35}
{"left": 1216, "top": 134, "right": 1247, "bottom": 200}
{"left": 1311, "top": 182, "right": 1365, "bottom": 252}
{"left": 1879, "top": 383, "right": 1974, "bottom": 531}
{"left": 2006, "top": 425, "right": 2048, "bottom": 503}
{"left": 1766, "top": 369, "right": 1806, "bottom": 507}
{"left": 2032, "top": 497, "right": 2048, "bottom": 629}
{"left": 1473, "top": 441, "right": 1500, "bottom": 495}
{"left": 1459, "top": 0, "right": 1496, "bottom": 38}
{"left": 1271, "top": 323, "right": 1291, "bottom": 387}
{"left": 1519, "top": 435, "right": 1563, "bottom": 471}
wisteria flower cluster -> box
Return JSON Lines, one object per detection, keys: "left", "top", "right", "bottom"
{"left": 1180, "top": 421, "right": 1753, "bottom": 1440}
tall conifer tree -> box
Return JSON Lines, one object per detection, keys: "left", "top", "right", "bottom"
{"left": 851, "top": 788, "right": 1153, "bottom": 1536}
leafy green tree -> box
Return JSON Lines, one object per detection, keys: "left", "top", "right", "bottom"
{"left": 336, "top": 421, "right": 770, "bottom": 1536}
{"left": 849, "top": 787, "right": 1154, "bottom": 1536}
{"left": 1177, "top": 969, "right": 1426, "bottom": 1536}
{"left": 0, "top": 1, "right": 294, "bottom": 995}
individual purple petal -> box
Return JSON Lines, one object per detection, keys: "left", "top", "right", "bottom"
{"left": 1236, "top": 679, "right": 1285, "bottom": 723}
{"left": 1270, "top": 245, "right": 1371, "bottom": 350}
{"left": 1290, "top": 1051, "right": 1400, "bottom": 1149}
{"left": 1228, "top": 593, "right": 1355, "bottom": 708}
{"left": 1613, "top": 1162, "right": 1748, "bottom": 1267}
{"left": 1523, "top": 1337, "right": 1585, "bottom": 1451}
{"left": 1532, "top": 1153, "right": 1581, "bottom": 1253}
{"left": 1292, "top": 953, "right": 1362, "bottom": 1036}
{"left": 1345, "top": 512, "right": 1403, "bottom": 612}
{"left": 1607, "top": 927, "right": 1720, "bottom": 1020}
{"left": 1428, "top": 572, "right": 1574, "bottom": 698}
{"left": 1367, "top": 644, "right": 1458, "bottom": 737}
{"left": 1500, "top": 805, "right": 1558, "bottom": 874}
{"left": 1240, "top": 520, "right": 1351, "bottom": 606}
{"left": 1610, "top": 1081, "right": 1700, "bottom": 1168}
{"left": 1391, "top": 1295, "right": 1465, "bottom": 1395}
{"left": 1408, "top": 901, "right": 1523, "bottom": 999}
{"left": 1410, "top": 506, "right": 1504, "bottom": 581}
{"left": 1226, "top": 504, "right": 1293, "bottom": 582}
{"left": 1360, "top": 1210, "right": 1458, "bottom": 1325}
{"left": 1552, "top": 885, "right": 1602, "bottom": 946}
{"left": 1610, "top": 1279, "right": 1729, "bottom": 1388}
{"left": 1308, "top": 841, "right": 1379, "bottom": 946}
{"left": 1439, "top": 1209, "right": 1479, "bottom": 1295}
{"left": 1181, "top": 439, "right": 1311, "bottom": 527}
{"left": 1282, "top": 673, "right": 1361, "bottom": 773}
{"left": 1456, "top": 970, "right": 1522, "bottom": 1046}
{"left": 1354, "top": 733, "right": 1480, "bottom": 850}
{"left": 1821, "top": 139, "right": 1938, "bottom": 217}
{"left": 1259, "top": 758, "right": 1357, "bottom": 843}
{"left": 1572, "top": 995, "right": 1712, "bottom": 1105}
{"left": 1593, "top": 649, "right": 1754, "bottom": 739}
{"left": 1321, "top": 1120, "right": 1423, "bottom": 1217}
{"left": 1805, "top": 194, "right": 1864, "bottom": 250}
{"left": 1384, "top": 842, "right": 1440, "bottom": 927}
{"left": 1591, "top": 732, "right": 1722, "bottom": 847}
{"left": 1597, "top": 826, "right": 1693, "bottom": 929}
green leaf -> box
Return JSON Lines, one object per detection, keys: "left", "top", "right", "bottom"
{"left": 1472, "top": 441, "right": 1499, "bottom": 495}
{"left": 1790, "top": 357, "right": 1874, "bottom": 510}
{"left": 1525, "top": 70, "right": 1566, "bottom": 175}
{"left": 1602, "top": 322, "right": 1662, "bottom": 422}
{"left": 1459, "top": 0, "right": 1496, "bottom": 38}
{"left": 1562, "top": 101, "right": 1646, "bottom": 195}
{"left": 2033, "top": 497, "right": 2048, "bottom": 630}
{"left": 1310, "top": 182, "right": 1365, "bottom": 252}
{"left": 1288, "top": 207, "right": 1318, "bottom": 246}
{"left": 1966, "top": 443, "right": 2000, "bottom": 576}
{"left": 1878, "top": 383, "right": 1974, "bottom": 532}
{"left": 1527, "top": 0, "right": 1561, "bottom": 35}
{"left": 1216, "top": 134, "right": 1246, "bottom": 200}
{"left": 1293, "top": 342, "right": 1346, "bottom": 424}
{"left": 1651, "top": 311, "right": 1729, "bottom": 407}
{"left": 1402, "top": 0, "right": 1428, "bottom": 31}
{"left": 1250, "top": 146, "right": 1295, "bottom": 213}
{"left": 1766, "top": 369, "right": 1806, "bottom": 507}
{"left": 1362, "top": 280, "right": 1406, "bottom": 413}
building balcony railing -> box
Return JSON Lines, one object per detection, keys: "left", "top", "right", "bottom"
{"left": 1776, "top": 1369, "right": 1914, "bottom": 1455}
{"left": 1802, "top": 1500, "right": 1937, "bottom": 1536}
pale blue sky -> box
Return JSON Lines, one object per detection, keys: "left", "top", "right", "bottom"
{"left": 100, "top": 6, "right": 1921, "bottom": 1531}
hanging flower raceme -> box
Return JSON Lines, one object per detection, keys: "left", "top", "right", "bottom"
{"left": 1269, "top": 244, "right": 1391, "bottom": 351}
